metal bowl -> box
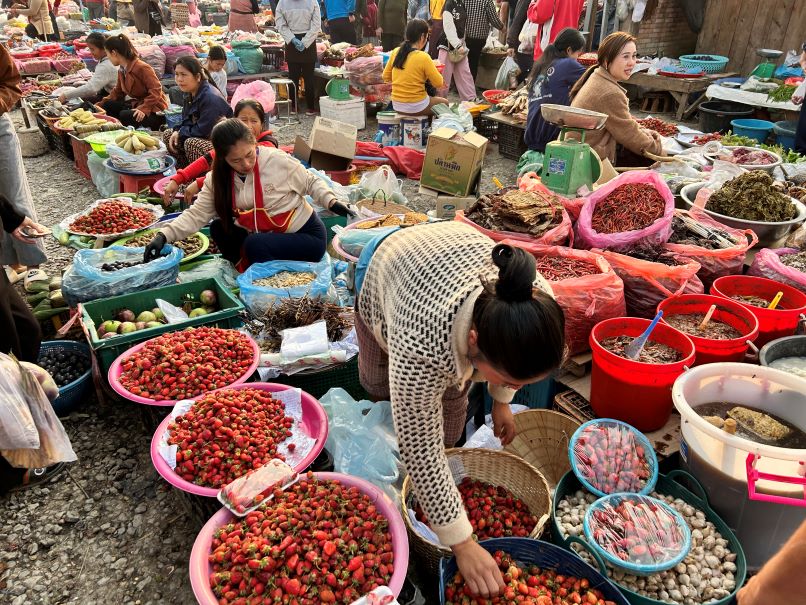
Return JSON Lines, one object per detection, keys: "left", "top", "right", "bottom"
{"left": 756, "top": 48, "right": 783, "bottom": 59}
{"left": 706, "top": 145, "right": 783, "bottom": 174}
{"left": 760, "top": 336, "right": 806, "bottom": 369}
{"left": 680, "top": 182, "right": 806, "bottom": 247}
{"left": 540, "top": 104, "right": 608, "bottom": 130}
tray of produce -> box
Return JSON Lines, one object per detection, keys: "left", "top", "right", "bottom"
{"left": 60, "top": 198, "right": 163, "bottom": 239}
{"left": 114, "top": 229, "right": 209, "bottom": 263}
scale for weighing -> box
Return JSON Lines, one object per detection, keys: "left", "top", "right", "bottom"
{"left": 751, "top": 48, "right": 783, "bottom": 79}
{"left": 540, "top": 105, "right": 608, "bottom": 196}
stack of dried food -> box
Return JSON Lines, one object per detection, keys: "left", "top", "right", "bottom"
{"left": 253, "top": 271, "right": 317, "bottom": 288}
{"left": 356, "top": 212, "right": 428, "bottom": 229}
{"left": 465, "top": 187, "right": 564, "bottom": 237}
{"left": 345, "top": 43, "right": 375, "bottom": 61}
{"left": 668, "top": 214, "right": 739, "bottom": 250}
{"left": 626, "top": 246, "right": 685, "bottom": 266}
{"left": 707, "top": 171, "right": 797, "bottom": 222}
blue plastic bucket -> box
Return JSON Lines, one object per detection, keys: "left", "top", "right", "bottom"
{"left": 774, "top": 120, "right": 798, "bottom": 150}
{"left": 377, "top": 111, "right": 401, "bottom": 146}
{"left": 730, "top": 118, "right": 775, "bottom": 143}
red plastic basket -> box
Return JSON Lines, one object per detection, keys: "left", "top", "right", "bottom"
{"left": 70, "top": 135, "right": 92, "bottom": 179}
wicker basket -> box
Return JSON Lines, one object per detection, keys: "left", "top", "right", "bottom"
{"left": 356, "top": 192, "right": 413, "bottom": 216}
{"left": 503, "top": 409, "right": 581, "bottom": 489}
{"left": 401, "top": 448, "right": 552, "bottom": 575}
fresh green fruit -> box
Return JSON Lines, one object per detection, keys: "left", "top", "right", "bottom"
{"left": 117, "top": 309, "right": 135, "bottom": 322}
{"left": 145, "top": 321, "right": 162, "bottom": 328}
{"left": 136, "top": 310, "right": 156, "bottom": 323}
{"left": 151, "top": 308, "right": 165, "bottom": 321}
{"left": 102, "top": 320, "right": 121, "bottom": 333}
{"left": 188, "top": 308, "right": 208, "bottom": 318}
{"left": 199, "top": 289, "right": 217, "bottom": 306}
{"left": 118, "top": 322, "right": 137, "bottom": 334}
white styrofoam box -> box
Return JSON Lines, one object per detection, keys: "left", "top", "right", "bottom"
{"left": 318, "top": 95, "right": 366, "bottom": 130}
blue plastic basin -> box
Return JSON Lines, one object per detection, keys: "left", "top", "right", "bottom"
{"left": 730, "top": 118, "right": 775, "bottom": 143}
{"left": 774, "top": 120, "right": 798, "bottom": 150}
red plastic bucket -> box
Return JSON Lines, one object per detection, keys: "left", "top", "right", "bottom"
{"left": 590, "top": 317, "right": 695, "bottom": 432}
{"left": 657, "top": 294, "right": 759, "bottom": 365}
{"left": 710, "top": 275, "right": 806, "bottom": 347}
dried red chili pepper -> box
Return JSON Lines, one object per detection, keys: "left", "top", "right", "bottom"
{"left": 535, "top": 256, "right": 600, "bottom": 281}
{"left": 591, "top": 184, "right": 666, "bottom": 234}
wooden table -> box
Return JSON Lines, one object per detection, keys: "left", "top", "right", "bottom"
{"left": 482, "top": 110, "right": 526, "bottom": 130}
{"left": 624, "top": 71, "right": 737, "bottom": 121}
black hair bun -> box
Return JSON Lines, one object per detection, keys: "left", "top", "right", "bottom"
{"left": 492, "top": 244, "right": 536, "bottom": 303}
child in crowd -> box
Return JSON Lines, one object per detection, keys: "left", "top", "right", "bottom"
{"left": 206, "top": 45, "right": 228, "bottom": 98}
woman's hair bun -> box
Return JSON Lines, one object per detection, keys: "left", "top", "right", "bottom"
{"left": 492, "top": 244, "right": 536, "bottom": 303}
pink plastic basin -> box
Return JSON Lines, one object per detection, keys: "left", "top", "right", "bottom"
{"left": 150, "top": 383, "right": 329, "bottom": 497}
{"left": 107, "top": 332, "right": 260, "bottom": 406}
{"left": 189, "top": 472, "right": 409, "bottom": 603}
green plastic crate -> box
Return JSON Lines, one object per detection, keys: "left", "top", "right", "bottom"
{"left": 79, "top": 277, "right": 244, "bottom": 374}
{"left": 321, "top": 215, "right": 347, "bottom": 245}
{"left": 273, "top": 356, "right": 367, "bottom": 401}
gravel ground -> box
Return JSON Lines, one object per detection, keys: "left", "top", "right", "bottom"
{"left": 0, "top": 107, "right": 517, "bottom": 605}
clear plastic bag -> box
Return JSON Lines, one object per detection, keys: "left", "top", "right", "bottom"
{"left": 495, "top": 56, "right": 521, "bottom": 90}
{"left": 62, "top": 245, "right": 183, "bottom": 306}
{"left": 106, "top": 139, "right": 170, "bottom": 173}
{"left": 357, "top": 165, "right": 403, "bottom": 202}
{"left": 0, "top": 354, "right": 40, "bottom": 450}
{"left": 87, "top": 151, "right": 120, "bottom": 198}
{"left": 178, "top": 258, "right": 240, "bottom": 290}
{"left": 748, "top": 248, "right": 806, "bottom": 293}
{"left": 237, "top": 255, "right": 335, "bottom": 316}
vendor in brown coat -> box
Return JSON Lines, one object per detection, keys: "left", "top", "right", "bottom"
{"left": 569, "top": 31, "right": 664, "bottom": 166}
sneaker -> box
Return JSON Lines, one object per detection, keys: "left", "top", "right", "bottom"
{"left": 8, "top": 463, "right": 66, "bottom": 492}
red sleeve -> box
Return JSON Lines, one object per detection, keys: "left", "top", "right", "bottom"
{"left": 527, "top": 0, "right": 553, "bottom": 24}
{"left": 195, "top": 176, "right": 205, "bottom": 189}
{"left": 173, "top": 151, "right": 214, "bottom": 185}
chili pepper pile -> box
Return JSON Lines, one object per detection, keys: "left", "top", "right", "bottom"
{"left": 118, "top": 327, "right": 255, "bottom": 400}
{"left": 573, "top": 422, "right": 653, "bottom": 494}
{"left": 69, "top": 201, "right": 156, "bottom": 235}
{"left": 590, "top": 184, "right": 665, "bottom": 234}
{"left": 208, "top": 473, "right": 394, "bottom": 604}
{"left": 637, "top": 117, "right": 679, "bottom": 137}
{"left": 692, "top": 132, "right": 721, "bottom": 145}
{"left": 415, "top": 477, "right": 538, "bottom": 540}
{"left": 168, "top": 388, "right": 293, "bottom": 488}
{"left": 535, "top": 256, "right": 600, "bottom": 281}
{"left": 588, "top": 496, "right": 688, "bottom": 567}
{"left": 444, "top": 550, "right": 619, "bottom": 605}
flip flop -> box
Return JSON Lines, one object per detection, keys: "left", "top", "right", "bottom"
{"left": 23, "top": 268, "right": 48, "bottom": 291}
{"left": 4, "top": 267, "right": 21, "bottom": 284}
{"left": 8, "top": 462, "right": 66, "bottom": 492}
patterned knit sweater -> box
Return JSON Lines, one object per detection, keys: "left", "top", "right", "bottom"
{"left": 359, "top": 222, "right": 552, "bottom": 546}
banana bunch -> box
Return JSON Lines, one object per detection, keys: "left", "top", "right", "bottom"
{"left": 57, "top": 108, "right": 109, "bottom": 130}
{"left": 499, "top": 87, "right": 528, "bottom": 117}
{"left": 115, "top": 131, "right": 159, "bottom": 154}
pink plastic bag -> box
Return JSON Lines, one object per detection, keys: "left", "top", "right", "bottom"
{"left": 162, "top": 44, "right": 196, "bottom": 74}
{"left": 518, "top": 172, "right": 586, "bottom": 222}
{"left": 748, "top": 248, "right": 806, "bottom": 293}
{"left": 599, "top": 249, "right": 703, "bottom": 319}
{"left": 502, "top": 240, "right": 626, "bottom": 355}
{"left": 575, "top": 171, "right": 675, "bottom": 251}
{"left": 455, "top": 205, "right": 573, "bottom": 247}
{"left": 231, "top": 80, "right": 276, "bottom": 113}
{"left": 138, "top": 45, "right": 167, "bottom": 79}
{"left": 664, "top": 208, "right": 757, "bottom": 289}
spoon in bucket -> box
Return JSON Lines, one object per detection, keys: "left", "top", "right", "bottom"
{"left": 625, "top": 310, "right": 664, "bottom": 360}
{"left": 697, "top": 304, "right": 717, "bottom": 332}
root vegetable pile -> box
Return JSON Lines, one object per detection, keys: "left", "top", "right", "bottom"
{"left": 637, "top": 118, "right": 679, "bottom": 137}
{"left": 557, "top": 491, "right": 738, "bottom": 604}
{"left": 600, "top": 336, "right": 683, "bottom": 364}
{"left": 118, "top": 327, "right": 255, "bottom": 400}
{"left": 253, "top": 271, "right": 317, "bottom": 289}
{"left": 573, "top": 423, "right": 652, "bottom": 494}
{"left": 591, "top": 185, "right": 665, "bottom": 234}
{"left": 535, "top": 256, "right": 600, "bottom": 281}
{"left": 415, "top": 477, "right": 538, "bottom": 540}
{"left": 208, "top": 473, "right": 394, "bottom": 604}
{"left": 445, "top": 550, "right": 618, "bottom": 605}
{"left": 168, "top": 388, "right": 293, "bottom": 488}
{"left": 664, "top": 313, "right": 742, "bottom": 340}
{"left": 69, "top": 201, "right": 156, "bottom": 235}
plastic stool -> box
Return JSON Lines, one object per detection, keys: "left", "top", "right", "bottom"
{"left": 117, "top": 172, "right": 164, "bottom": 196}
{"left": 270, "top": 77, "right": 300, "bottom": 128}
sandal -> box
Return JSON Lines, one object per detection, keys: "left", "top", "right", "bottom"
{"left": 8, "top": 462, "right": 66, "bottom": 492}
{"left": 4, "top": 267, "right": 21, "bottom": 284}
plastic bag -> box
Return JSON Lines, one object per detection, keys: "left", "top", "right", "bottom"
{"left": 280, "top": 320, "right": 330, "bottom": 362}
{"left": 237, "top": 255, "right": 335, "bottom": 316}
{"left": 162, "top": 44, "right": 196, "bottom": 74}
{"left": 495, "top": 56, "right": 521, "bottom": 90}
{"left": 225, "top": 51, "right": 243, "bottom": 76}
{"left": 345, "top": 55, "right": 384, "bottom": 87}
{"left": 106, "top": 139, "right": 170, "bottom": 173}
{"left": 455, "top": 206, "right": 574, "bottom": 247}
{"left": 231, "top": 40, "right": 263, "bottom": 75}
{"left": 502, "top": 241, "right": 626, "bottom": 356}
{"left": 138, "top": 44, "right": 167, "bottom": 79}
{"left": 748, "top": 248, "right": 806, "bottom": 293}
{"left": 231, "top": 79, "right": 275, "bottom": 113}
{"left": 357, "top": 165, "right": 403, "bottom": 202}
{"left": 0, "top": 354, "right": 77, "bottom": 468}
{"left": 598, "top": 249, "right": 704, "bottom": 319}
{"left": 664, "top": 208, "right": 757, "bottom": 289}
{"left": 62, "top": 245, "right": 183, "bottom": 306}
{"left": 575, "top": 171, "right": 675, "bottom": 251}
{"left": 87, "top": 151, "right": 120, "bottom": 198}
{"left": 432, "top": 103, "right": 474, "bottom": 132}
{"left": 0, "top": 354, "right": 40, "bottom": 450}
{"left": 518, "top": 20, "right": 538, "bottom": 54}
{"left": 318, "top": 387, "right": 401, "bottom": 501}
{"left": 178, "top": 257, "right": 240, "bottom": 290}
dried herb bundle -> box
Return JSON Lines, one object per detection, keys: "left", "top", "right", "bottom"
{"left": 708, "top": 171, "right": 797, "bottom": 222}
{"left": 256, "top": 297, "right": 353, "bottom": 352}
{"left": 466, "top": 187, "right": 563, "bottom": 237}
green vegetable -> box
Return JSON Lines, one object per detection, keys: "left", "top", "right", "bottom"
{"left": 26, "top": 291, "right": 49, "bottom": 305}
{"left": 24, "top": 280, "right": 50, "bottom": 294}
{"left": 721, "top": 131, "right": 806, "bottom": 164}
{"left": 48, "top": 289, "right": 66, "bottom": 307}
{"left": 767, "top": 84, "right": 797, "bottom": 103}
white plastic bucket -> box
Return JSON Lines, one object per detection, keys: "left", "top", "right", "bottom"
{"left": 672, "top": 363, "right": 806, "bottom": 569}
{"left": 400, "top": 116, "right": 429, "bottom": 149}
{"left": 377, "top": 111, "right": 401, "bottom": 146}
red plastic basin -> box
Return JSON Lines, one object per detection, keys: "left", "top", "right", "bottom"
{"left": 326, "top": 164, "right": 356, "bottom": 186}
{"left": 710, "top": 275, "right": 806, "bottom": 347}
{"left": 590, "top": 317, "right": 695, "bottom": 432}
{"left": 657, "top": 294, "right": 759, "bottom": 365}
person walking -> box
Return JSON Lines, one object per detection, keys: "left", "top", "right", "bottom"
{"left": 505, "top": 0, "right": 534, "bottom": 83}
{"left": 132, "top": 0, "right": 163, "bottom": 35}
{"left": 377, "top": 0, "right": 407, "bottom": 51}
{"left": 323, "top": 0, "right": 356, "bottom": 44}
{"left": 437, "top": 0, "right": 476, "bottom": 102}
{"left": 791, "top": 43, "right": 806, "bottom": 155}
{"left": 275, "top": 0, "right": 321, "bottom": 114}
{"left": 84, "top": 0, "right": 107, "bottom": 20}
{"left": 464, "top": 0, "right": 503, "bottom": 77}
{"left": 428, "top": 0, "right": 445, "bottom": 59}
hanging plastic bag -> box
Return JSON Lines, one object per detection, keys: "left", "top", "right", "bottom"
{"left": 598, "top": 249, "right": 703, "bottom": 319}
{"left": 518, "top": 20, "right": 539, "bottom": 54}
{"left": 502, "top": 241, "right": 626, "bottom": 355}
{"left": 237, "top": 255, "right": 336, "bottom": 316}
{"left": 62, "top": 245, "right": 184, "bottom": 307}
{"left": 495, "top": 56, "right": 521, "bottom": 90}
{"left": 748, "top": 248, "right": 806, "bottom": 294}
{"left": 664, "top": 208, "right": 757, "bottom": 289}
{"left": 575, "top": 170, "right": 675, "bottom": 251}
{"left": 0, "top": 354, "right": 40, "bottom": 450}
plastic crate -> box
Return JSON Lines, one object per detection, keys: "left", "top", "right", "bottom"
{"left": 36, "top": 111, "right": 57, "bottom": 149}
{"left": 78, "top": 277, "right": 244, "bottom": 374}
{"left": 70, "top": 134, "right": 92, "bottom": 179}
{"left": 273, "top": 356, "right": 368, "bottom": 401}
{"left": 498, "top": 122, "right": 527, "bottom": 160}
{"left": 321, "top": 214, "right": 347, "bottom": 244}
{"left": 474, "top": 115, "right": 498, "bottom": 142}
{"left": 51, "top": 128, "right": 74, "bottom": 160}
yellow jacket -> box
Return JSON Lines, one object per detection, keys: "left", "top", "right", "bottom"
{"left": 382, "top": 48, "right": 444, "bottom": 103}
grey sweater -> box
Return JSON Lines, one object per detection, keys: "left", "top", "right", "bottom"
{"left": 61, "top": 57, "right": 119, "bottom": 101}
{"left": 275, "top": 0, "right": 322, "bottom": 48}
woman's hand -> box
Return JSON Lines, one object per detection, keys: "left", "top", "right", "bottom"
{"left": 491, "top": 401, "right": 515, "bottom": 445}
{"left": 507, "top": 48, "right": 515, "bottom": 57}
{"left": 168, "top": 130, "right": 180, "bottom": 153}
{"left": 58, "top": 93, "right": 67, "bottom": 104}
{"left": 12, "top": 217, "right": 48, "bottom": 243}
{"left": 184, "top": 180, "right": 200, "bottom": 205}
{"left": 452, "top": 539, "right": 505, "bottom": 598}
{"left": 162, "top": 179, "right": 180, "bottom": 206}
{"left": 132, "top": 109, "right": 146, "bottom": 123}
{"left": 792, "top": 94, "right": 804, "bottom": 106}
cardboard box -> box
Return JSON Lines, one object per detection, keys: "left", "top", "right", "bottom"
{"left": 318, "top": 95, "right": 366, "bottom": 130}
{"left": 418, "top": 183, "right": 477, "bottom": 219}
{"left": 293, "top": 116, "right": 357, "bottom": 171}
{"left": 420, "top": 128, "right": 488, "bottom": 197}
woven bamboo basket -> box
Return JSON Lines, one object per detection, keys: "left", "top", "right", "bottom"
{"left": 355, "top": 192, "right": 412, "bottom": 216}
{"left": 503, "top": 410, "right": 581, "bottom": 489}
{"left": 401, "top": 448, "right": 552, "bottom": 576}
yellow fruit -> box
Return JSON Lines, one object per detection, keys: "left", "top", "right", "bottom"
{"left": 115, "top": 133, "right": 130, "bottom": 145}
{"left": 134, "top": 132, "right": 157, "bottom": 147}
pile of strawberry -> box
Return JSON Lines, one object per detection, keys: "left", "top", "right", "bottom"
{"left": 69, "top": 201, "right": 156, "bottom": 235}
{"left": 416, "top": 477, "right": 538, "bottom": 540}
{"left": 118, "top": 327, "right": 255, "bottom": 400}
{"left": 573, "top": 423, "right": 652, "bottom": 494}
{"left": 169, "top": 388, "right": 293, "bottom": 488}
{"left": 445, "top": 550, "right": 619, "bottom": 605}
{"left": 209, "top": 472, "right": 394, "bottom": 604}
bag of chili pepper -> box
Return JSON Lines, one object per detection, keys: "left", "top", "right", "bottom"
{"left": 576, "top": 171, "right": 675, "bottom": 251}
{"left": 748, "top": 248, "right": 806, "bottom": 294}
{"left": 503, "top": 240, "right": 626, "bottom": 355}
{"left": 665, "top": 208, "right": 757, "bottom": 289}
{"left": 598, "top": 249, "right": 704, "bottom": 319}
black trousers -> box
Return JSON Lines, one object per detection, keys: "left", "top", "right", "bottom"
{"left": 328, "top": 17, "right": 357, "bottom": 44}
{"left": 287, "top": 61, "right": 317, "bottom": 111}
{"left": 796, "top": 101, "right": 806, "bottom": 155}
{"left": 0, "top": 268, "right": 41, "bottom": 363}
{"left": 381, "top": 33, "right": 403, "bottom": 52}
{"left": 466, "top": 37, "right": 486, "bottom": 79}
{"left": 102, "top": 99, "right": 165, "bottom": 129}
